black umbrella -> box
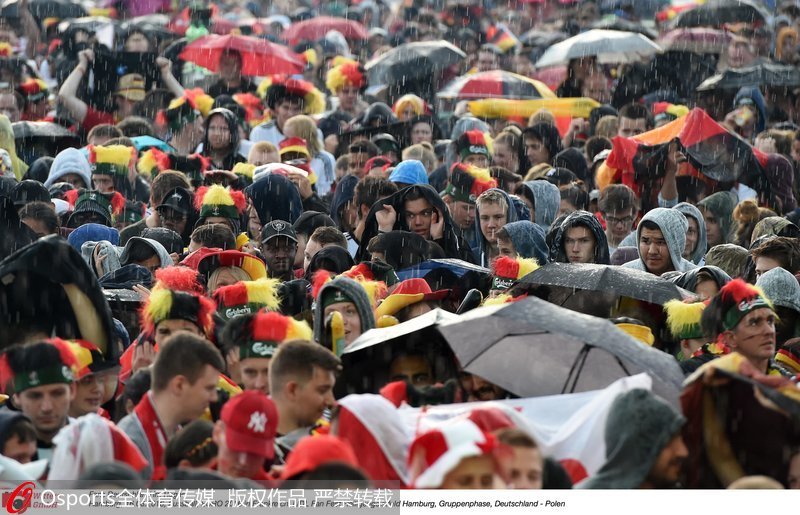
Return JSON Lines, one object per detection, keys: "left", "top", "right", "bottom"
{"left": 365, "top": 40, "right": 466, "bottom": 97}
{"left": 0, "top": 235, "right": 116, "bottom": 357}
{"left": 673, "top": 0, "right": 769, "bottom": 28}
{"left": 12, "top": 121, "right": 80, "bottom": 146}
{"left": 696, "top": 63, "right": 800, "bottom": 92}
{"left": 437, "top": 296, "right": 685, "bottom": 404}
{"left": 518, "top": 30, "right": 568, "bottom": 49}
{"left": 1, "top": 0, "right": 86, "bottom": 21}
{"left": 519, "top": 263, "right": 692, "bottom": 305}
{"left": 339, "top": 309, "right": 460, "bottom": 397}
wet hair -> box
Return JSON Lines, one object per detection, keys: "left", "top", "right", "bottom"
{"left": 584, "top": 136, "right": 612, "bottom": 162}
{"left": 18, "top": 201, "right": 59, "bottom": 234}
{"left": 599, "top": 184, "right": 639, "bottom": 213}
{"left": 103, "top": 136, "right": 136, "bottom": 148}
{"left": 309, "top": 226, "right": 347, "bottom": 249}
{"left": 152, "top": 171, "right": 191, "bottom": 206}
{"left": 190, "top": 224, "right": 236, "bottom": 250}
{"left": 489, "top": 167, "right": 520, "bottom": 191}
{"left": 116, "top": 116, "right": 155, "bottom": 138}
{"left": 3, "top": 417, "right": 37, "bottom": 446}
{"left": 476, "top": 189, "right": 508, "bottom": 211}
{"left": 269, "top": 340, "right": 341, "bottom": 395}
{"left": 559, "top": 183, "right": 589, "bottom": 211}
{"left": 348, "top": 141, "right": 379, "bottom": 158}
{"left": 123, "top": 369, "right": 151, "bottom": 408}
{"left": 496, "top": 427, "right": 538, "bottom": 448}
{"left": 354, "top": 176, "right": 397, "bottom": 213}
{"left": 207, "top": 266, "right": 249, "bottom": 292}
{"left": 151, "top": 333, "right": 225, "bottom": 393}
{"left": 496, "top": 226, "right": 511, "bottom": 243}
{"left": 164, "top": 420, "right": 217, "bottom": 469}
{"left": 86, "top": 124, "right": 124, "bottom": 143}
{"left": 750, "top": 236, "right": 800, "bottom": 274}
{"left": 124, "top": 239, "right": 158, "bottom": 264}
{"left": 619, "top": 103, "right": 654, "bottom": 129}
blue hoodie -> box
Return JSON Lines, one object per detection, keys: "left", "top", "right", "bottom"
{"left": 733, "top": 86, "right": 767, "bottom": 135}
{"left": 472, "top": 188, "right": 519, "bottom": 267}
{"left": 502, "top": 220, "right": 549, "bottom": 265}
{"left": 522, "top": 180, "right": 560, "bottom": 231}
{"left": 389, "top": 160, "right": 429, "bottom": 186}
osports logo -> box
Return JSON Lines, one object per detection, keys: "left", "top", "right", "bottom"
{"left": 3, "top": 481, "right": 34, "bottom": 514}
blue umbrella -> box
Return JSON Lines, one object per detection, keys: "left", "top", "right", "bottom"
{"left": 131, "top": 136, "right": 175, "bottom": 153}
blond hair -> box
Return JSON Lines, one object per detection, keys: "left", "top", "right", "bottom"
{"left": 284, "top": 115, "right": 322, "bottom": 155}
{"left": 595, "top": 115, "right": 619, "bottom": 139}
{"left": 402, "top": 144, "right": 437, "bottom": 173}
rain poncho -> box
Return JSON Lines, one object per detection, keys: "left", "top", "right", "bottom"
{"left": 521, "top": 180, "right": 561, "bottom": 231}
{"left": 0, "top": 115, "right": 27, "bottom": 180}
{"left": 472, "top": 188, "right": 519, "bottom": 267}
{"left": 623, "top": 208, "right": 698, "bottom": 274}
{"left": 247, "top": 173, "right": 303, "bottom": 225}
{"left": 502, "top": 220, "right": 549, "bottom": 265}
{"left": 674, "top": 202, "right": 707, "bottom": 265}
{"left": 357, "top": 184, "right": 475, "bottom": 263}
{"left": 577, "top": 389, "right": 685, "bottom": 489}
{"left": 549, "top": 210, "right": 610, "bottom": 265}
{"left": 697, "top": 191, "right": 738, "bottom": 245}
{"left": 44, "top": 148, "right": 91, "bottom": 189}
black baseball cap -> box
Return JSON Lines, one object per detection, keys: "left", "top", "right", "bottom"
{"left": 261, "top": 219, "right": 298, "bottom": 244}
{"left": 292, "top": 211, "right": 336, "bottom": 237}
{"left": 12, "top": 180, "right": 50, "bottom": 208}
{"left": 156, "top": 187, "right": 192, "bottom": 215}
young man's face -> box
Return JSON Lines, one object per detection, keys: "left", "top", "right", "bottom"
{"left": 388, "top": 355, "right": 433, "bottom": 387}
{"left": 274, "top": 99, "right": 303, "bottom": 129}
{"left": 478, "top": 202, "right": 506, "bottom": 244}
{"left": 463, "top": 154, "right": 489, "bottom": 168}
{"left": 404, "top": 198, "right": 435, "bottom": 239}
{"left": 303, "top": 237, "right": 325, "bottom": 271}
{"left": 448, "top": 199, "right": 475, "bottom": 231}
{"left": 178, "top": 364, "right": 220, "bottom": 422}
{"left": 497, "top": 237, "right": 516, "bottom": 258}
{"left": 639, "top": 226, "right": 673, "bottom": 275}
{"left": 239, "top": 357, "right": 272, "bottom": 395}
{"left": 754, "top": 256, "right": 781, "bottom": 279}
{"left": 291, "top": 366, "right": 336, "bottom": 427}
{"left": 411, "top": 122, "right": 433, "bottom": 144}
{"left": 338, "top": 85, "right": 360, "bottom": 111}
{"left": 564, "top": 225, "right": 596, "bottom": 264}
{"left": 604, "top": 208, "right": 635, "bottom": 245}
{"left": 492, "top": 142, "right": 517, "bottom": 171}
{"left": 157, "top": 207, "right": 188, "bottom": 237}
{"left": 618, "top": 117, "right": 647, "bottom": 138}
{"left": 501, "top": 446, "right": 543, "bottom": 490}
{"left": 645, "top": 434, "right": 688, "bottom": 488}
{"left": 440, "top": 455, "right": 498, "bottom": 489}
{"left": 348, "top": 151, "right": 369, "bottom": 178}
{"left": 263, "top": 236, "right": 298, "bottom": 277}
{"left": 2, "top": 434, "right": 37, "bottom": 464}
{"left": 700, "top": 209, "right": 722, "bottom": 247}
{"left": 324, "top": 301, "right": 362, "bottom": 346}
{"left": 14, "top": 383, "right": 75, "bottom": 439}
{"left": 684, "top": 217, "right": 699, "bottom": 259}
{"left": 154, "top": 320, "right": 203, "bottom": 345}
{"left": 60, "top": 173, "right": 88, "bottom": 189}
{"left": 71, "top": 374, "right": 105, "bottom": 417}
{"left": 92, "top": 174, "right": 115, "bottom": 193}
{"left": 524, "top": 137, "right": 549, "bottom": 166}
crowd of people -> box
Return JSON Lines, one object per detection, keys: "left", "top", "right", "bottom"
{"left": 0, "top": 0, "right": 799, "bottom": 493}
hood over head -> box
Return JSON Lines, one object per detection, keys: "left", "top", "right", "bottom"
{"left": 550, "top": 210, "right": 610, "bottom": 264}
{"left": 674, "top": 202, "right": 707, "bottom": 265}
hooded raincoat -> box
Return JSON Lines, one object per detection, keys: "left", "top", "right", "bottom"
{"left": 312, "top": 276, "right": 376, "bottom": 344}
{"left": 502, "top": 221, "right": 549, "bottom": 265}
{"left": 674, "top": 202, "right": 707, "bottom": 265}
{"left": 622, "top": 207, "right": 698, "bottom": 274}
{"left": 549, "top": 210, "right": 610, "bottom": 264}
{"left": 472, "top": 188, "right": 519, "bottom": 267}
{"left": 521, "top": 180, "right": 560, "bottom": 231}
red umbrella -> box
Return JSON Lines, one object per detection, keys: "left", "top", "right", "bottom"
{"left": 282, "top": 16, "right": 368, "bottom": 45}
{"left": 179, "top": 34, "right": 304, "bottom": 76}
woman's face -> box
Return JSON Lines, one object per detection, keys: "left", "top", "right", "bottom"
{"left": 207, "top": 114, "right": 231, "bottom": 151}
{"left": 324, "top": 301, "right": 362, "bottom": 346}
{"left": 493, "top": 142, "right": 517, "bottom": 171}
{"left": 701, "top": 208, "right": 722, "bottom": 246}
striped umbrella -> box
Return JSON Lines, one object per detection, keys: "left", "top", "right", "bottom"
{"left": 437, "top": 70, "right": 555, "bottom": 100}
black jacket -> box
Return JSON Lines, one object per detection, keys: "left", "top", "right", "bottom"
{"left": 549, "top": 210, "right": 610, "bottom": 265}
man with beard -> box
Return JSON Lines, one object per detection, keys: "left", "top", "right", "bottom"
{"left": 261, "top": 220, "right": 299, "bottom": 282}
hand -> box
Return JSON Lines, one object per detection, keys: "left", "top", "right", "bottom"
{"left": 430, "top": 207, "right": 445, "bottom": 240}
{"left": 376, "top": 204, "right": 397, "bottom": 233}
{"left": 132, "top": 284, "right": 151, "bottom": 300}
{"left": 665, "top": 142, "right": 685, "bottom": 175}
{"left": 156, "top": 57, "right": 172, "bottom": 73}
{"left": 288, "top": 171, "right": 313, "bottom": 199}
{"left": 169, "top": 252, "right": 180, "bottom": 266}
{"left": 93, "top": 248, "right": 107, "bottom": 276}
{"left": 755, "top": 136, "right": 777, "bottom": 154}
{"left": 567, "top": 118, "right": 587, "bottom": 136}
{"left": 226, "top": 348, "right": 241, "bottom": 384}
{"left": 78, "top": 48, "right": 94, "bottom": 67}
{"left": 131, "top": 342, "right": 156, "bottom": 373}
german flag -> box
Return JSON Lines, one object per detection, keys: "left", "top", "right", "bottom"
{"left": 486, "top": 24, "right": 519, "bottom": 53}
{"left": 604, "top": 108, "right": 769, "bottom": 209}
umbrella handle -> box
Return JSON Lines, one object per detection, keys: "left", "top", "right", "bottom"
{"left": 561, "top": 345, "right": 591, "bottom": 395}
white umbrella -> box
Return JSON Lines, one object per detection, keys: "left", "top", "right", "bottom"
{"left": 535, "top": 29, "right": 662, "bottom": 68}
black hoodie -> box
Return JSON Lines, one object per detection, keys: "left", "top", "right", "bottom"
{"left": 200, "top": 108, "right": 246, "bottom": 171}
{"left": 357, "top": 184, "right": 475, "bottom": 263}
{"left": 549, "top": 210, "right": 611, "bottom": 265}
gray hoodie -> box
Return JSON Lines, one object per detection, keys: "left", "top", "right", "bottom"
{"left": 577, "top": 389, "right": 685, "bottom": 489}
{"left": 44, "top": 148, "right": 91, "bottom": 189}
{"left": 502, "top": 220, "right": 549, "bottom": 265}
{"left": 522, "top": 180, "right": 560, "bottom": 231}
{"left": 119, "top": 237, "right": 172, "bottom": 269}
{"left": 313, "top": 277, "right": 376, "bottom": 345}
{"left": 472, "top": 188, "right": 519, "bottom": 267}
{"left": 756, "top": 267, "right": 800, "bottom": 313}
{"left": 623, "top": 208, "right": 698, "bottom": 274}
{"left": 674, "top": 202, "right": 707, "bottom": 265}
{"left": 80, "top": 240, "right": 122, "bottom": 277}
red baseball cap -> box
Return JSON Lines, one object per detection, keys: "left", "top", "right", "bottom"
{"left": 220, "top": 391, "right": 278, "bottom": 459}
{"left": 281, "top": 435, "right": 359, "bottom": 480}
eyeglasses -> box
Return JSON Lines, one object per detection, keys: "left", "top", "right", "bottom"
{"left": 405, "top": 209, "right": 434, "bottom": 221}
{"left": 158, "top": 209, "right": 187, "bottom": 222}
{"left": 606, "top": 215, "right": 634, "bottom": 226}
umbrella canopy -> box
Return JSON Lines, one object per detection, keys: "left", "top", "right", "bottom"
{"left": 179, "top": 34, "right": 305, "bottom": 76}
{"left": 437, "top": 296, "right": 685, "bottom": 404}
{"left": 535, "top": 29, "right": 663, "bottom": 68}
{"left": 57, "top": 16, "right": 118, "bottom": 35}
{"left": 519, "top": 263, "right": 692, "bottom": 305}
{"left": 1, "top": 0, "right": 86, "bottom": 20}
{"left": 673, "top": 0, "right": 769, "bottom": 29}
{"left": 696, "top": 63, "right": 800, "bottom": 92}
{"left": 131, "top": 135, "right": 175, "bottom": 153}
{"left": 339, "top": 309, "right": 460, "bottom": 396}
{"left": 281, "top": 16, "right": 368, "bottom": 45}
{"left": 519, "top": 29, "right": 569, "bottom": 49}
{"left": 591, "top": 15, "right": 658, "bottom": 40}
{"left": 437, "top": 70, "right": 555, "bottom": 100}
{"left": 12, "top": 121, "right": 79, "bottom": 145}
{"left": 658, "top": 28, "right": 731, "bottom": 54}
{"left": 365, "top": 40, "right": 466, "bottom": 85}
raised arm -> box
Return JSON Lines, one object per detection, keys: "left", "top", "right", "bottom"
{"left": 56, "top": 48, "right": 93, "bottom": 123}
